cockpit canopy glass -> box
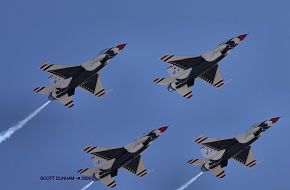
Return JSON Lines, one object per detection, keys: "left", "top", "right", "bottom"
{"left": 98, "top": 48, "right": 110, "bottom": 56}
{"left": 219, "top": 40, "right": 228, "bottom": 46}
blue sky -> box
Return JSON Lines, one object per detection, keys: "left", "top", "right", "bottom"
{"left": 0, "top": 0, "right": 289, "bottom": 189}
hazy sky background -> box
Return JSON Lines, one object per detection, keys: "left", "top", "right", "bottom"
{"left": 0, "top": 0, "right": 289, "bottom": 189}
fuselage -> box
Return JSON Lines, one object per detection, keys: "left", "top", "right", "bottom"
{"left": 55, "top": 63, "right": 105, "bottom": 98}
{"left": 94, "top": 127, "right": 168, "bottom": 180}
{"left": 208, "top": 136, "right": 258, "bottom": 169}
{"left": 203, "top": 118, "right": 279, "bottom": 171}
{"left": 53, "top": 47, "right": 118, "bottom": 98}
{"left": 98, "top": 144, "right": 150, "bottom": 178}
{"left": 169, "top": 34, "right": 247, "bottom": 90}
{"left": 179, "top": 54, "right": 226, "bottom": 88}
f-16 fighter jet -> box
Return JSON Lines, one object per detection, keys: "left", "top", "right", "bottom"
{"left": 154, "top": 34, "right": 247, "bottom": 99}
{"left": 187, "top": 117, "right": 280, "bottom": 178}
{"left": 34, "top": 44, "right": 126, "bottom": 108}
{"left": 77, "top": 126, "right": 168, "bottom": 188}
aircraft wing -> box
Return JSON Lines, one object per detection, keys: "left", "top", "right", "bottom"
{"left": 99, "top": 174, "right": 117, "bottom": 188}
{"left": 198, "top": 65, "right": 224, "bottom": 88}
{"left": 77, "top": 168, "right": 98, "bottom": 176}
{"left": 57, "top": 93, "right": 74, "bottom": 108}
{"left": 160, "top": 55, "right": 203, "bottom": 70}
{"left": 40, "top": 63, "right": 83, "bottom": 79}
{"left": 176, "top": 85, "right": 193, "bottom": 99}
{"left": 232, "top": 146, "right": 256, "bottom": 168}
{"left": 79, "top": 74, "right": 105, "bottom": 97}
{"left": 122, "top": 155, "right": 148, "bottom": 177}
{"left": 83, "top": 146, "right": 125, "bottom": 161}
{"left": 194, "top": 137, "right": 237, "bottom": 151}
{"left": 211, "top": 165, "right": 226, "bottom": 179}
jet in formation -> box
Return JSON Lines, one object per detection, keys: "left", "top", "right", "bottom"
{"left": 77, "top": 126, "right": 168, "bottom": 188}
{"left": 187, "top": 117, "right": 280, "bottom": 178}
{"left": 154, "top": 34, "right": 247, "bottom": 98}
{"left": 34, "top": 44, "right": 126, "bottom": 108}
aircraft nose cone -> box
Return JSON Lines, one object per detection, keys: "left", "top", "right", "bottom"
{"left": 158, "top": 126, "right": 169, "bottom": 133}
{"left": 237, "top": 34, "right": 248, "bottom": 41}
{"left": 116, "top": 43, "right": 126, "bottom": 50}
{"left": 270, "top": 117, "right": 280, "bottom": 124}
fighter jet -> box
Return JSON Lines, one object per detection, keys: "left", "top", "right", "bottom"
{"left": 187, "top": 117, "right": 280, "bottom": 178}
{"left": 34, "top": 44, "right": 126, "bottom": 108}
{"left": 77, "top": 126, "right": 168, "bottom": 188}
{"left": 154, "top": 34, "right": 247, "bottom": 99}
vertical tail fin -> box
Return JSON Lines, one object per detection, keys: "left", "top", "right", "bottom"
{"left": 99, "top": 174, "right": 117, "bottom": 188}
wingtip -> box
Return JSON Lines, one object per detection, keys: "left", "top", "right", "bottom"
{"left": 40, "top": 63, "right": 53, "bottom": 71}
{"left": 83, "top": 145, "right": 93, "bottom": 152}
{"left": 40, "top": 64, "right": 48, "bottom": 69}
{"left": 153, "top": 78, "right": 164, "bottom": 83}
{"left": 183, "top": 92, "right": 193, "bottom": 99}
{"left": 160, "top": 55, "right": 169, "bottom": 60}
{"left": 160, "top": 54, "right": 173, "bottom": 61}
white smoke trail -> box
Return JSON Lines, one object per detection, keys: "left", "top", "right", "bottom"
{"left": 0, "top": 101, "right": 51, "bottom": 144}
{"left": 80, "top": 181, "right": 94, "bottom": 190}
{"left": 176, "top": 172, "right": 204, "bottom": 190}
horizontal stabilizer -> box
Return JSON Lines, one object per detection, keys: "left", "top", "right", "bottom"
{"left": 57, "top": 94, "right": 74, "bottom": 108}
{"left": 176, "top": 85, "right": 192, "bottom": 99}
{"left": 100, "top": 175, "right": 116, "bottom": 188}
{"left": 211, "top": 165, "right": 226, "bottom": 179}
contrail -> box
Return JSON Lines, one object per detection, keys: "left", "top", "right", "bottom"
{"left": 0, "top": 101, "right": 51, "bottom": 144}
{"left": 80, "top": 181, "right": 94, "bottom": 190}
{"left": 176, "top": 172, "right": 203, "bottom": 190}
